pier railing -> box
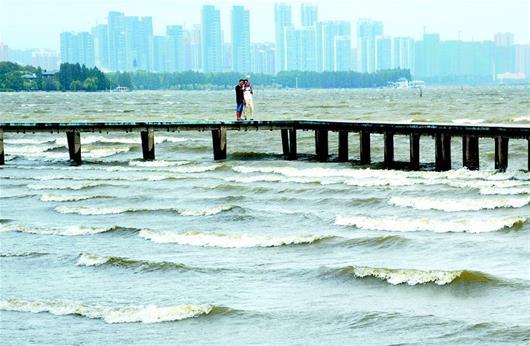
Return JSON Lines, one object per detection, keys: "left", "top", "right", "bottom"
{"left": 0, "top": 120, "right": 528, "bottom": 171}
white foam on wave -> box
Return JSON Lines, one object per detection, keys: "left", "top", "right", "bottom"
{"left": 139, "top": 229, "right": 331, "bottom": 248}
{"left": 0, "top": 298, "right": 214, "bottom": 324}
{"left": 40, "top": 193, "right": 108, "bottom": 202}
{"left": 0, "top": 224, "right": 116, "bottom": 236}
{"left": 27, "top": 182, "right": 103, "bottom": 190}
{"left": 389, "top": 195, "right": 530, "bottom": 212}
{"left": 512, "top": 116, "right": 530, "bottom": 122}
{"left": 340, "top": 266, "right": 468, "bottom": 285}
{"left": 76, "top": 253, "right": 111, "bottom": 266}
{"left": 451, "top": 118, "right": 484, "bottom": 124}
{"left": 479, "top": 187, "right": 530, "bottom": 195}
{"left": 335, "top": 215, "right": 526, "bottom": 233}
{"left": 4, "top": 138, "right": 54, "bottom": 145}
{"left": 129, "top": 160, "right": 190, "bottom": 168}
{"left": 83, "top": 147, "right": 131, "bottom": 159}
{"left": 54, "top": 205, "right": 234, "bottom": 216}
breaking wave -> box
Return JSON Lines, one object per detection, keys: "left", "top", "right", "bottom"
{"left": 54, "top": 205, "right": 237, "bottom": 216}
{"left": 323, "top": 265, "right": 500, "bottom": 286}
{"left": 128, "top": 160, "right": 190, "bottom": 168}
{"left": 335, "top": 215, "right": 527, "bottom": 233}
{"left": 76, "top": 253, "right": 191, "bottom": 271}
{"left": 388, "top": 196, "right": 530, "bottom": 212}
{"left": 40, "top": 193, "right": 111, "bottom": 202}
{"left": 0, "top": 298, "right": 225, "bottom": 324}
{"left": 0, "top": 252, "right": 48, "bottom": 258}
{"left": 139, "top": 229, "right": 334, "bottom": 248}
{"left": 0, "top": 224, "right": 137, "bottom": 236}
{"left": 27, "top": 182, "right": 107, "bottom": 191}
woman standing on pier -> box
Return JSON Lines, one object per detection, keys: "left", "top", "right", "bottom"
{"left": 243, "top": 79, "right": 254, "bottom": 120}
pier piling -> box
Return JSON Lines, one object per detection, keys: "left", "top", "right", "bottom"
{"left": 281, "top": 129, "right": 289, "bottom": 158}
{"left": 360, "top": 131, "right": 371, "bottom": 164}
{"left": 409, "top": 133, "right": 420, "bottom": 170}
{"left": 384, "top": 132, "right": 394, "bottom": 169}
{"left": 0, "top": 129, "right": 4, "bottom": 165}
{"left": 315, "top": 129, "right": 328, "bottom": 162}
{"left": 66, "top": 130, "right": 81, "bottom": 165}
{"left": 463, "top": 136, "right": 479, "bottom": 170}
{"left": 141, "top": 128, "right": 155, "bottom": 160}
{"left": 435, "top": 133, "right": 451, "bottom": 171}
{"left": 288, "top": 129, "right": 297, "bottom": 160}
{"left": 211, "top": 127, "right": 227, "bottom": 160}
{"left": 338, "top": 131, "right": 348, "bottom": 162}
{"left": 495, "top": 136, "right": 509, "bottom": 171}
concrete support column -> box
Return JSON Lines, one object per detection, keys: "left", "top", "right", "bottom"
{"left": 66, "top": 130, "right": 81, "bottom": 165}
{"left": 211, "top": 127, "right": 227, "bottom": 160}
{"left": 463, "top": 136, "right": 479, "bottom": 170}
{"left": 409, "top": 133, "right": 420, "bottom": 170}
{"left": 528, "top": 139, "right": 530, "bottom": 171}
{"left": 141, "top": 128, "right": 155, "bottom": 160}
{"left": 288, "top": 129, "right": 297, "bottom": 161}
{"left": 338, "top": 131, "right": 349, "bottom": 162}
{"left": 494, "top": 136, "right": 509, "bottom": 172}
{"left": 0, "top": 129, "right": 4, "bottom": 165}
{"left": 281, "top": 129, "right": 290, "bottom": 158}
{"left": 435, "top": 133, "right": 451, "bottom": 171}
{"left": 360, "top": 131, "right": 371, "bottom": 164}
{"left": 315, "top": 129, "right": 328, "bottom": 162}
{"left": 384, "top": 132, "right": 394, "bottom": 169}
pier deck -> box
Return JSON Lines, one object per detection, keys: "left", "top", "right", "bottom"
{"left": 1, "top": 120, "right": 529, "bottom": 171}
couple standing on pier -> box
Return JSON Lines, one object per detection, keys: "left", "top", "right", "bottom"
{"left": 235, "top": 79, "right": 254, "bottom": 121}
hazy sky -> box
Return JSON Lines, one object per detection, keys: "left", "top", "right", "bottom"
{"left": 1, "top": 0, "right": 529, "bottom": 50}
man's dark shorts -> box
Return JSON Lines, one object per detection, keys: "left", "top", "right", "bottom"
{"left": 237, "top": 102, "right": 244, "bottom": 112}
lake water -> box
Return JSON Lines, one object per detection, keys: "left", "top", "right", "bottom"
{"left": 1, "top": 87, "right": 529, "bottom": 345}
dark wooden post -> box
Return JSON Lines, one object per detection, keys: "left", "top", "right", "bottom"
{"left": 211, "top": 127, "right": 227, "bottom": 160}
{"left": 0, "top": 129, "right": 4, "bottom": 165}
{"left": 435, "top": 133, "right": 451, "bottom": 171}
{"left": 66, "top": 130, "right": 81, "bottom": 165}
{"left": 463, "top": 136, "right": 479, "bottom": 170}
{"left": 409, "top": 133, "right": 420, "bottom": 170}
{"left": 528, "top": 138, "right": 530, "bottom": 171}
{"left": 281, "top": 129, "right": 290, "bottom": 158}
{"left": 360, "top": 131, "right": 371, "bottom": 164}
{"left": 315, "top": 129, "right": 328, "bottom": 162}
{"left": 494, "top": 136, "right": 509, "bottom": 171}
{"left": 140, "top": 128, "right": 155, "bottom": 160}
{"left": 288, "top": 129, "right": 297, "bottom": 160}
{"left": 384, "top": 132, "right": 394, "bottom": 169}
{"left": 338, "top": 131, "right": 348, "bottom": 162}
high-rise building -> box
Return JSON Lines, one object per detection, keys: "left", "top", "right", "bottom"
{"left": 320, "top": 21, "right": 351, "bottom": 71}
{"left": 285, "top": 26, "right": 317, "bottom": 71}
{"left": 251, "top": 42, "right": 275, "bottom": 75}
{"left": 107, "top": 11, "right": 127, "bottom": 71}
{"left": 413, "top": 33, "right": 441, "bottom": 78}
{"left": 231, "top": 5, "right": 251, "bottom": 73}
{"left": 0, "top": 43, "right": 8, "bottom": 62}
{"left": 274, "top": 3, "right": 292, "bottom": 72}
{"left": 392, "top": 37, "right": 414, "bottom": 70}
{"left": 334, "top": 36, "right": 352, "bottom": 71}
{"left": 60, "top": 32, "right": 95, "bottom": 67}
{"left": 301, "top": 3, "right": 318, "bottom": 26}
{"left": 494, "top": 32, "right": 514, "bottom": 46}
{"left": 31, "top": 49, "right": 59, "bottom": 71}
{"left": 184, "top": 25, "right": 201, "bottom": 71}
{"left": 167, "top": 25, "right": 185, "bottom": 72}
{"left": 124, "top": 16, "right": 153, "bottom": 70}
{"left": 494, "top": 32, "right": 515, "bottom": 75}
{"left": 151, "top": 36, "right": 169, "bottom": 72}
{"left": 201, "top": 5, "right": 222, "bottom": 72}
{"left": 376, "top": 36, "right": 392, "bottom": 70}
{"left": 91, "top": 24, "right": 109, "bottom": 70}
{"left": 357, "top": 19, "right": 383, "bottom": 73}
{"left": 515, "top": 44, "right": 530, "bottom": 79}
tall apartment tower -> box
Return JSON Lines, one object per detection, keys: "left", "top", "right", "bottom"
{"left": 357, "top": 19, "right": 383, "bottom": 73}
{"left": 300, "top": 3, "right": 318, "bottom": 26}
{"left": 201, "top": 5, "right": 223, "bottom": 72}
{"left": 231, "top": 6, "right": 251, "bottom": 73}
{"left": 60, "top": 32, "right": 95, "bottom": 67}
{"left": 274, "top": 3, "right": 292, "bottom": 72}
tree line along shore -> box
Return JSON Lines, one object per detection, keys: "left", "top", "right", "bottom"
{"left": 0, "top": 62, "right": 411, "bottom": 92}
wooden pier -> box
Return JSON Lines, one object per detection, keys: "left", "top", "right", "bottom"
{"left": 0, "top": 120, "right": 529, "bottom": 171}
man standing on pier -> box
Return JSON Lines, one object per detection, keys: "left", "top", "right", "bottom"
{"left": 235, "top": 79, "right": 245, "bottom": 121}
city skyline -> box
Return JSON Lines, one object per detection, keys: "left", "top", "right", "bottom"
{"left": 1, "top": 0, "right": 529, "bottom": 51}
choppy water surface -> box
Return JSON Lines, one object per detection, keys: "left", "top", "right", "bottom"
{"left": 1, "top": 87, "right": 529, "bottom": 345}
